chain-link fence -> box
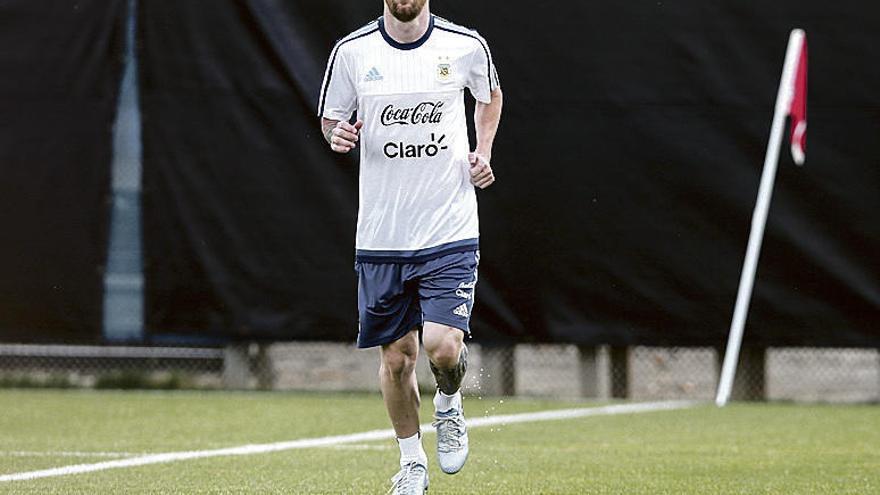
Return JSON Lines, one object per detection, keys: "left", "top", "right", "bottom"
{"left": 0, "top": 345, "right": 223, "bottom": 389}
{"left": 1, "top": 343, "right": 878, "bottom": 403}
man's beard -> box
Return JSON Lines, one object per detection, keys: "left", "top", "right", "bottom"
{"left": 385, "top": 0, "right": 425, "bottom": 23}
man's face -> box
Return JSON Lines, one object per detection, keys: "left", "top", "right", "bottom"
{"left": 384, "top": 0, "right": 427, "bottom": 23}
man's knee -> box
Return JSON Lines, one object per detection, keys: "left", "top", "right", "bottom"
{"left": 423, "top": 325, "right": 464, "bottom": 369}
{"left": 380, "top": 333, "right": 419, "bottom": 381}
{"left": 381, "top": 350, "right": 417, "bottom": 380}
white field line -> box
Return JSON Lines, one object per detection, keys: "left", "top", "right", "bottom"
{"left": 0, "top": 400, "right": 696, "bottom": 483}
{"left": 1, "top": 451, "right": 141, "bottom": 458}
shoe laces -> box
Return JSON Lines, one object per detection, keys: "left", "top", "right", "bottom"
{"left": 433, "top": 409, "right": 466, "bottom": 452}
{"left": 388, "top": 461, "right": 426, "bottom": 494}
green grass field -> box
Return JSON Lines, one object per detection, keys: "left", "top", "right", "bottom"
{"left": 0, "top": 390, "right": 878, "bottom": 494}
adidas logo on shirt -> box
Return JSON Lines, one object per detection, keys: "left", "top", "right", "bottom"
{"left": 453, "top": 303, "right": 470, "bottom": 318}
{"left": 364, "top": 67, "right": 383, "bottom": 82}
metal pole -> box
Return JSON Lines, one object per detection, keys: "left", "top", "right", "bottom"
{"left": 103, "top": 0, "right": 144, "bottom": 342}
{"left": 716, "top": 30, "right": 804, "bottom": 407}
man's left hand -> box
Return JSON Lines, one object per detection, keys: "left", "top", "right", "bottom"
{"left": 469, "top": 152, "right": 495, "bottom": 189}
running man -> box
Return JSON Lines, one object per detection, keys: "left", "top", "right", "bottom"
{"left": 318, "top": 0, "right": 502, "bottom": 493}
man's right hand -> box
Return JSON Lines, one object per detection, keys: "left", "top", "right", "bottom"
{"left": 326, "top": 120, "right": 364, "bottom": 154}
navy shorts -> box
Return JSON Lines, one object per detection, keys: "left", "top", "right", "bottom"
{"left": 355, "top": 250, "right": 479, "bottom": 348}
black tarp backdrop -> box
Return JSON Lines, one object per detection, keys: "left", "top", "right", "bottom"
{"left": 139, "top": 0, "right": 362, "bottom": 341}
{"left": 140, "top": 0, "right": 880, "bottom": 346}
{"left": 0, "top": 0, "right": 125, "bottom": 343}
{"left": 0, "top": 1, "right": 864, "bottom": 345}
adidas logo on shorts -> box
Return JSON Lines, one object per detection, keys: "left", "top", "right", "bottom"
{"left": 453, "top": 303, "right": 470, "bottom": 318}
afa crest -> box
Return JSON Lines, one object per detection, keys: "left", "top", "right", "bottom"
{"left": 437, "top": 57, "right": 453, "bottom": 82}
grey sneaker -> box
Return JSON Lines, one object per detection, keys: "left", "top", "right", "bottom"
{"left": 433, "top": 406, "right": 469, "bottom": 474}
{"left": 388, "top": 461, "right": 429, "bottom": 494}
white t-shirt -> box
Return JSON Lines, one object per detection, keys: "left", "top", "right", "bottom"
{"left": 319, "top": 15, "right": 500, "bottom": 263}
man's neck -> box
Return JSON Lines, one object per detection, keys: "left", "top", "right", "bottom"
{"left": 382, "top": 7, "right": 431, "bottom": 43}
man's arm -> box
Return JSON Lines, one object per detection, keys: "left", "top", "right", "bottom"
{"left": 469, "top": 88, "right": 503, "bottom": 189}
{"left": 321, "top": 117, "right": 363, "bottom": 154}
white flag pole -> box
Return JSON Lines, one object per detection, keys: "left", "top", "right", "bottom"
{"left": 715, "top": 29, "right": 805, "bottom": 407}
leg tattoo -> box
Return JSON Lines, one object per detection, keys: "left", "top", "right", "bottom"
{"left": 430, "top": 344, "right": 468, "bottom": 395}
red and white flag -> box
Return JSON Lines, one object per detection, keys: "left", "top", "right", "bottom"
{"left": 787, "top": 34, "right": 808, "bottom": 165}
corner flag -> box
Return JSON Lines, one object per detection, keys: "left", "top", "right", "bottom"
{"left": 789, "top": 35, "right": 808, "bottom": 165}
{"left": 716, "top": 30, "right": 808, "bottom": 407}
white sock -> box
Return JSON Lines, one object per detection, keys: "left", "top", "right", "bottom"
{"left": 397, "top": 432, "right": 427, "bottom": 466}
{"left": 433, "top": 389, "right": 462, "bottom": 412}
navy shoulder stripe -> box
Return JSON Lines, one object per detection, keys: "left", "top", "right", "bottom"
{"left": 318, "top": 22, "right": 379, "bottom": 117}
{"left": 340, "top": 19, "right": 380, "bottom": 44}
{"left": 434, "top": 18, "right": 488, "bottom": 45}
